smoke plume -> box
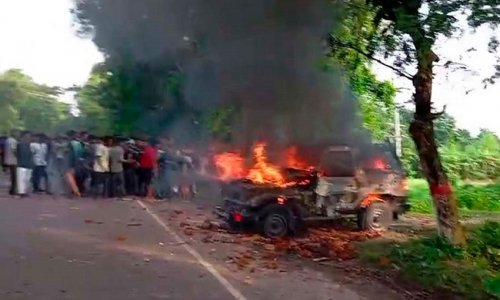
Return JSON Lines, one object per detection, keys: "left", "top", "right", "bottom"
{"left": 74, "top": 0, "right": 370, "bottom": 151}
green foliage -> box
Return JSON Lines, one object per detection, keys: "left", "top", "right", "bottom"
{"left": 396, "top": 106, "right": 500, "bottom": 181}
{"left": 409, "top": 179, "right": 500, "bottom": 213}
{"left": 205, "top": 106, "right": 237, "bottom": 143}
{"left": 76, "top": 63, "right": 194, "bottom": 137}
{"left": 328, "top": 0, "right": 397, "bottom": 142}
{"left": 361, "top": 222, "right": 500, "bottom": 299}
{"left": 329, "top": 1, "right": 500, "bottom": 183}
{"left": 467, "top": 221, "right": 500, "bottom": 270}
{"left": 407, "top": 179, "right": 434, "bottom": 213}
{"left": 0, "top": 69, "right": 69, "bottom": 135}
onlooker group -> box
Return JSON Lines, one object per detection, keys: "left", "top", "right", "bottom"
{"left": 1, "top": 130, "right": 196, "bottom": 201}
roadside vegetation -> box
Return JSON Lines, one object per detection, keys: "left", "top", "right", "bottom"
{"left": 409, "top": 179, "right": 500, "bottom": 214}
{"left": 359, "top": 221, "right": 500, "bottom": 299}
{"left": 363, "top": 178, "right": 500, "bottom": 299}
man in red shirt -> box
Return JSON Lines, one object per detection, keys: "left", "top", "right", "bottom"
{"left": 137, "top": 138, "right": 158, "bottom": 200}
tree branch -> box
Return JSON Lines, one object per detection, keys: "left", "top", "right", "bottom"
{"left": 328, "top": 35, "right": 414, "bottom": 80}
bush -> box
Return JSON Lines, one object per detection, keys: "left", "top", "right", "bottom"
{"left": 408, "top": 179, "right": 500, "bottom": 213}
{"left": 361, "top": 222, "right": 500, "bottom": 299}
{"left": 467, "top": 221, "right": 500, "bottom": 270}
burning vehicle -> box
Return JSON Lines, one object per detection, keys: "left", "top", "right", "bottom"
{"left": 213, "top": 142, "right": 409, "bottom": 238}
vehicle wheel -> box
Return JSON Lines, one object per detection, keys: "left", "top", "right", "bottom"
{"left": 359, "top": 201, "right": 392, "bottom": 232}
{"left": 260, "top": 206, "right": 291, "bottom": 238}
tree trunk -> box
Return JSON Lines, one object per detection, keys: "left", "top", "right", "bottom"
{"left": 409, "top": 49, "right": 466, "bottom": 245}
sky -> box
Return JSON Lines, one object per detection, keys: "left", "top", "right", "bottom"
{"left": 0, "top": 0, "right": 103, "bottom": 89}
{"left": 0, "top": 0, "right": 499, "bottom": 135}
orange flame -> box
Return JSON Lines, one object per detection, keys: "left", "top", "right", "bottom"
{"left": 213, "top": 152, "right": 245, "bottom": 181}
{"left": 213, "top": 142, "right": 312, "bottom": 187}
{"left": 371, "top": 158, "right": 389, "bottom": 171}
{"left": 247, "top": 142, "right": 286, "bottom": 186}
{"left": 285, "top": 146, "right": 309, "bottom": 169}
{"left": 360, "top": 193, "right": 383, "bottom": 208}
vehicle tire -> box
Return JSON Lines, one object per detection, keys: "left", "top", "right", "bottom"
{"left": 359, "top": 201, "right": 392, "bottom": 232}
{"left": 259, "top": 205, "right": 292, "bottom": 239}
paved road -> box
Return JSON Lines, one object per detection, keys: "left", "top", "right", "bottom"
{"left": 0, "top": 194, "right": 403, "bottom": 300}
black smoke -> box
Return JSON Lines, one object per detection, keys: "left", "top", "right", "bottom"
{"left": 73, "top": 0, "right": 369, "bottom": 151}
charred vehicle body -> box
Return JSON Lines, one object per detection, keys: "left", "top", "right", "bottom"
{"left": 214, "top": 144, "right": 410, "bottom": 238}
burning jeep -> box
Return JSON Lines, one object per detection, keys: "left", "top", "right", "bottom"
{"left": 213, "top": 143, "right": 409, "bottom": 238}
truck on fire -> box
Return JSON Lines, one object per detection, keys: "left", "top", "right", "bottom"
{"left": 214, "top": 143, "right": 410, "bottom": 238}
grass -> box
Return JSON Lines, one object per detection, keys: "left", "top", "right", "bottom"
{"left": 358, "top": 221, "right": 500, "bottom": 299}
{"left": 408, "top": 179, "right": 500, "bottom": 213}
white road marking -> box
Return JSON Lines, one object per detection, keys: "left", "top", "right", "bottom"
{"left": 137, "top": 200, "right": 247, "bottom": 300}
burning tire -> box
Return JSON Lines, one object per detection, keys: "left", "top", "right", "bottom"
{"left": 359, "top": 201, "right": 392, "bottom": 232}
{"left": 259, "top": 204, "right": 293, "bottom": 238}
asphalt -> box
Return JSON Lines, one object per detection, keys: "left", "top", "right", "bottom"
{"left": 0, "top": 196, "right": 226, "bottom": 299}
{"left": 0, "top": 192, "right": 403, "bottom": 300}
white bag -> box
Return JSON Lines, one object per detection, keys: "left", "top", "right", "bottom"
{"left": 16, "top": 167, "right": 32, "bottom": 195}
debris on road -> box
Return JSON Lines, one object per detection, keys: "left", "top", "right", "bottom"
{"left": 199, "top": 219, "right": 213, "bottom": 230}
{"left": 177, "top": 216, "right": 380, "bottom": 266}
{"left": 312, "top": 257, "right": 332, "bottom": 262}
{"left": 113, "top": 235, "right": 128, "bottom": 241}
{"left": 183, "top": 228, "right": 194, "bottom": 236}
{"left": 126, "top": 223, "right": 142, "bottom": 227}
{"left": 84, "top": 219, "right": 104, "bottom": 225}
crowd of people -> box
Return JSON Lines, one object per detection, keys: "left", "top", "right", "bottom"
{"left": 0, "top": 130, "right": 199, "bottom": 201}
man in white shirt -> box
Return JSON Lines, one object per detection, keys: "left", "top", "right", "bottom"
{"left": 30, "top": 134, "right": 50, "bottom": 193}
{"left": 91, "top": 137, "right": 110, "bottom": 197}
{"left": 3, "top": 131, "right": 19, "bottom": 195}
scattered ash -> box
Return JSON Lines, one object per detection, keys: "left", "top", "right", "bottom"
{"left": 176, "top": 219, "right": 382, "bottom": 270}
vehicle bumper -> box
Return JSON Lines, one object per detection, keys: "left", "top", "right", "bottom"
{"left": 213, "top": 199, "right": 256, "bottom": 227}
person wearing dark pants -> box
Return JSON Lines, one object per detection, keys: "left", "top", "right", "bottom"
{"left": 123, "top": 141, "right": 139, "bottom": 196}
{"left": 32, "top": 166, "right": 49, "bottom": 192}
{"left": 31, "top": 134, "right": 50, "bottom": 193}
{"left": 109, "top": 172, "right": 125, "bottom": 197}
{"left": 6, "top": 165, "right": 17, "bottom": 195}
{"left": 90, "top": 137, "right": 109, "bottom": 198}
{"left": 109, "top": 138, "right": 126, "bottom": 198}
{"left": 136, "top": 138, "right": 157, "bottom": 200}
{"left": 137, "top": 168, "right": 154, "bottom": 197}
{"left": 16, "top": 131, "right": 34, "bottom": 197}
{"left": 124, "top": 166, "right": 138, "bottom": 196}
{"left": 3, "top": 132, "right": 18, "bottom": 195}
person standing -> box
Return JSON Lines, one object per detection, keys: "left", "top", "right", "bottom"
{"left": 91, "top": 137, "right": 109, "bottom": 198}
{"left": 3, "top": 130, "right": 19, "bottom": 195}
{"left": 67, "top": 131, "right": 83, "bottom": 197}
{"left": 16, "top": 131, "right": 34, "bottom": 197}
{"left": 31, "top": 134, "right": 50, "bottom": 193}
{"left": 123, "top": 139, "right": 139, "bottom": 196}
{"left": 50, "top": 135, "right": 68, "bottom": 195}
{"left": 137, "top": 138, "right": 158, "bottom": 200}
{"left": 109, "top": 137, "right": 126, "bottom": 197}
{"left": 53, "top": 136, "right": 67, "bottom": 174}
{"left": 79, "top": 132, "right": 94, "bottom": 195}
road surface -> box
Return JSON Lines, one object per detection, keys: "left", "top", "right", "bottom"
{"left": 0, "top": 193, "right": 403, "bottom": 300}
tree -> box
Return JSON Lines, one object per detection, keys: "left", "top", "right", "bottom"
{"left": 0, "top": 75, "right": 22, "bottom": 134}
{"left": 75, "top": 62, "right": 206, "bottom": 141}
{"left": 342, "top": 0, "right": 499, "bottom": 244}
{"left": 0, "top": 69, "right": 69, "bottom": 135}
{"left": 325, "top": 4, "right": 397, "bottom": 142}
{"left": 330, "top": 0, "right": 500, "bottom": 244}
